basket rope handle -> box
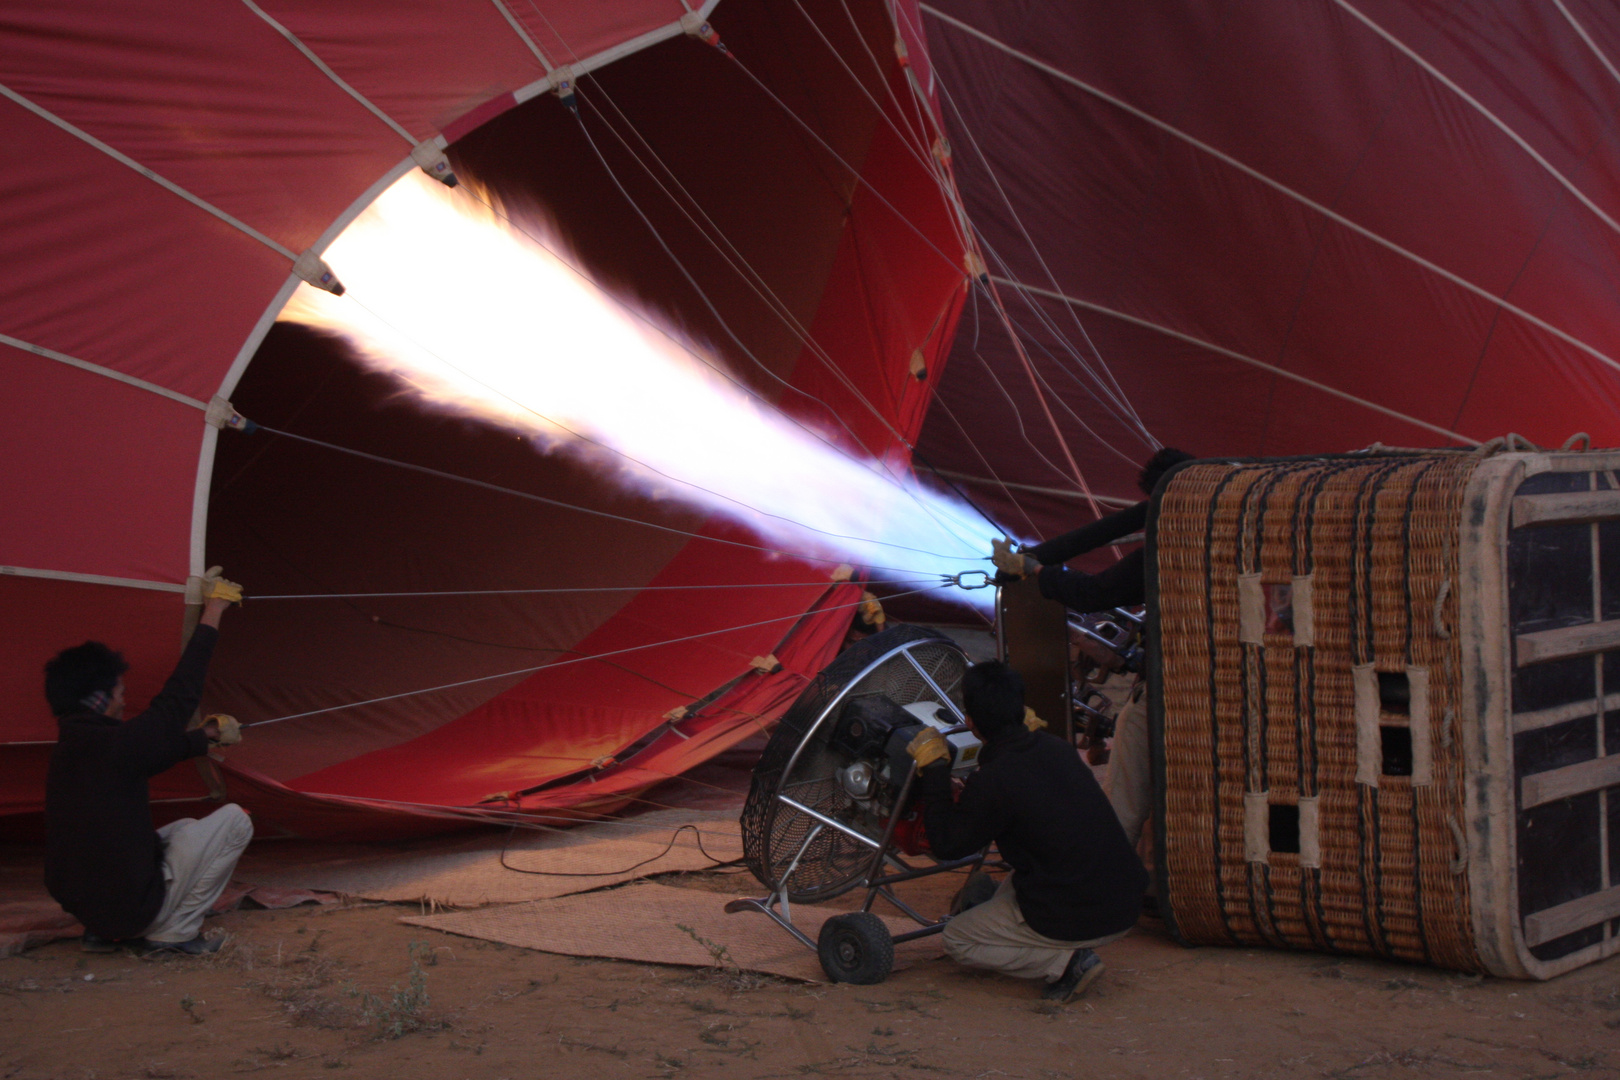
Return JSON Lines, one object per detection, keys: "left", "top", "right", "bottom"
{"left": 1432, "top": 579, "right": 1452, "bottom": 640}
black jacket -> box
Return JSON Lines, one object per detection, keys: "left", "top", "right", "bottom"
{"left": 1031, "top": 501, "right": 1147, "bottom": 613}
{"left": 44, "top": 625, "right": 218, "bottom": 938}
{"left": 917, "top": 726, "right": 1147, "bottom": 941}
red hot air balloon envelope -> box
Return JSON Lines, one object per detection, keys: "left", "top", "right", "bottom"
{"left": 0, "top": 0, "right": 973, "bottom": 837}
{"left": 913, "top": 1, "right": 1620, "bottom": 540}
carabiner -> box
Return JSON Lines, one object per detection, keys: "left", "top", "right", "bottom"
{"left": 950, "top": 569, "right": 993, "bottom": 590}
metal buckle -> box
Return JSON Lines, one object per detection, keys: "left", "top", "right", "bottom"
{"left": 950, "top": 569, "right": 993, "bottom": 590}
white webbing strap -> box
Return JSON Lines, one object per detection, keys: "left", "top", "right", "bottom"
{"left": 1244, "top": 791, "right": 1269, "bottom": 863}
{"left": 1238, "top": 573, "right": 1264, "bottom": 645}
{"left": 1407, "top": 665, "right": 1432, "bottom": 786}
{"left": 1291, "top": 574, "right": 1315, "bottom": 646}
{"left": 1353, "top": 663, "right": 1380, "bottom": 788}
{"left": 1298, "top": 796, "right": 1321, "bottom": 869}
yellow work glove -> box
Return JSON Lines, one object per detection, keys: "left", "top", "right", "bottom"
{"left": 906, "top": 726, "right": 951, "bottom": 770}
{"left": 858, "top": 591, "right": 886, "bottom": 628}
{"left": 1023, "top": 706, "right": 1048, "bottom": 732}
{"left": 206, "top": 714, "right": 242, "bottom": 747}
{"left": 201, "top": 566, "right": 244, "bottom": 604}
{"left": 990, "top": 538, "right": 1040, "bottom": 579}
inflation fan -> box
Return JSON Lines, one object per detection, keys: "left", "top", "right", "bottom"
{"left": 728, "top": 625, "right": 993, "bottom": 984}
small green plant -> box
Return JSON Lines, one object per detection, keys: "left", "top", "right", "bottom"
{"left": 676, "top": 924, "right": 735, "bottom": 971}
{"left": 178, "top": 994, "right": 204, "bottom": 1024}
{"left": 353, "top": 951, "right": 433, "bottom": 1039}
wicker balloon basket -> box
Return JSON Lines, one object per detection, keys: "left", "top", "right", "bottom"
{"left": 1149, "top": 448, "right": 1620, "bottom": 979}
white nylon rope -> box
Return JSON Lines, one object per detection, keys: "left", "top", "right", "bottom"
{"left": 564, "top": 91, "right": 991, "bottom": 555}
{"left": 993, "top": 276, "right": 1481, "bottom": 446}
{"left": 330, "top": 165, "right": 991, "bottom": 556}
{"left": 917, "top": 4, "right": 1620, "bottom": 381}
{"left": 961, "top": 314, "right": 1098, "bottom": 494}
{"left": 256, "top": 423, "right": 970, "bottom": 574}
{"left": 774, "top": 3, "right": 1148, "bottom": 532}
{"left": 833, "top": 0, "right": 944, "bottom": 182}
{"left": 578, "top": 88, "right": 913, "bottom": 455}
{"left": 1332, "top": 0, "right": 1620, "bottom": 239}
{"left": 334, "top": 286, "right": 980, "bottom": 563}
{"left": 983, "top": 294, "right": 1159, "bottom": 472}
{"left": 723, "top": 53, "right": 975, "bottom": 287}
{"left": 795, "top": 0, "right": 1161, "bottom": 475}
{"left": 504, "top": 9, "right": 1014, "bottom": 544}
{"left": 786, "top": 0, "right": 974, "bottom": 254}
{"left": 971, "top": 228, "right": 1149, "bottom": 443}
{"left": 726, "top": 38, "right": 1110, "bottom": 518}
{"left": 893, "top": 2, "right": 1152, "bottom": 448}
{"left": 923, "top": 27, "right": 1151, "bottom": 442}
{"left": 934, "top": 293, "right": 1047, "bottom": 536}
{"left": 821, "top": 0, "right": 1153, "bottom": 452}
{"left": 245, "top": 582, "right": 948, "bottom": 726}
{"left": 925, "top": 387, "right": 1044, "bottom": 538}
{"left": 250, "top": 579, "right": 941, "bottom": 600}
{"left": 970, "top": 242, "right": 1158, "bottom": 456}
{"left": 958, "top": 184, "right": 1155, "bottom": 443}
{"left": 574, "top": 87, "right": 1000, "bottom": 549}
{"left": 931, "top": 469, "right": 1139, "bottom": 508}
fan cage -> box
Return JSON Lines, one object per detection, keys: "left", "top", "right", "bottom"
{"left": 741, "top": 625, "right": 967, "bottom": 900}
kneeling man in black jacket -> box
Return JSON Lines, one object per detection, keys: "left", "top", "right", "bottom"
{"left": 912, "top": 661, "right": 1147, "bottom": 1001}
{"left": 44, "top": 571, "right": 252, "bottom": 955}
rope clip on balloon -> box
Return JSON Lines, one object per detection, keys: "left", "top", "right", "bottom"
{"left": 553, "top": 66, "right": 578, "bottom": 115}
{"left": 410, "top": 140, "right": 459, "bottom": 188}
{"left": 205, "top": 396, "right": 258, "bottom": 435}
{"left": 681, "top": 12, "right": 728, "bottom": 54}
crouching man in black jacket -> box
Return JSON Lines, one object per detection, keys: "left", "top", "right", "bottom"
{"left": 43, "top": 570, "right": 253, "bottom": 955}
{"left": 910, "top": 661, "right": 1147, "bottom": 1002}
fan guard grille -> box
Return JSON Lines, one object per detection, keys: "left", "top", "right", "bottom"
{"left": 740, "top": 624, "right": 966, "bottom": 901}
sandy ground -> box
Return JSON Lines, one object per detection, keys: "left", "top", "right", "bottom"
{"left": 3, "top": 866, "right": 1618, "bottom": 1080}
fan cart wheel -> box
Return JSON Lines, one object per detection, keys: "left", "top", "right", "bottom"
{"left": 817, "top": 911, "right": 895, "bottom": 984}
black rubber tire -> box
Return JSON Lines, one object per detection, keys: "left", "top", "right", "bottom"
{"left": 817, "top": 912, "right": 895, "bottom": 984}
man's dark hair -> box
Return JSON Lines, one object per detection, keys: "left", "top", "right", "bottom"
{"left": 1138, "top": 447, "right": 1195, "bottom": 497}
{"left": 962, "top": 660, "right": 1025, "bottom": 736}
{"left": 44, "top": 642, "right": 128, "bottom": 717}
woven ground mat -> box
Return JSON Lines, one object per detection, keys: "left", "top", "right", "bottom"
{"left": 399, "top": 882, "right": 943, "bottom": 982}
{"left": 235, "top": 809, "right": 742, "bottom": 908}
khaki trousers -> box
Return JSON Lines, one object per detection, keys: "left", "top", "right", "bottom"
{"left": 142, "top": 803, "right": 253, "bottom": 944}
{"left": 943, "top": 878, "right": 1127, "bottom": 982}
{"left": 1108, "top": 685, "right": 1151, "bottom": 849}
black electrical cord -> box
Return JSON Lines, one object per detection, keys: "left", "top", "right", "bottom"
{"left": 498, "top": 821, "right": 746, "bottom": 877}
